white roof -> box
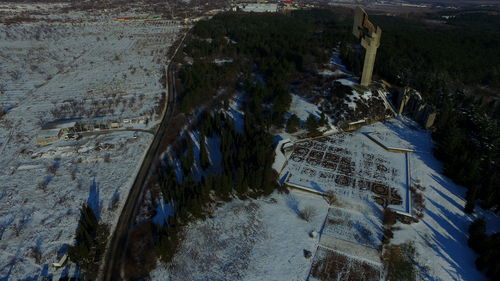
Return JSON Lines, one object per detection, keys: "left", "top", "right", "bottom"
{"left": 42, "top": 121, "right": 76, "bottom": 130}
{"left": 38, "top": 129, "right": 60, "bottom": 138}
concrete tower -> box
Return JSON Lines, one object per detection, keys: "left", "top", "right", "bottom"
{"left": 352, "top": 7, "right": 382, "bottom": 87}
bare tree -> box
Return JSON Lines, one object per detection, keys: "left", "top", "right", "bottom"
{"left": 299, "top": 206, "right": 317, "bottom": 222}
{"left": 37, "top": 180, "right": 48, "bottom": 191}
{"left": 47, "top": 165, "right": 57, "bottom": 175}
{"left": 0, "top": 216, "right": 15, "bottom": 240}
{"left": 108, "top": 191, "right": 120, "bottom": 211}
{"left": 71, "top": 167, "right": 78, "bottom": 181}
{"left": 12, "top": 213, "right": 30, "bottom": 237}
{"left": 324, "top": 190, "right": 337, "bottom": 205}
{"left": 29, "top": 246, "right": 42, "bottom": 264}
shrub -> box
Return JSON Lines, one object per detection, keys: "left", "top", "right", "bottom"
{"left": 123, "top": 223, "right": 157, "bottom": 279}
{"left": 324, "top": 190, "right": 337, "bottom": 205}
{"left": 299, "top": 206, "right": 316, "bottom": 222}
{"left": 383, "top": 208, "right": 397, "bottom": 226}
{"left": 37, "top": 181, "right": 48, "bottom": 191}
{"left": 383, "top": 243, "right": 417, "bottom": 281}
{"left": 311, "top": 248, "right": 381, "bottom": 281}
{"left": 382, "top": 228, "right": 394, "bottom": 244}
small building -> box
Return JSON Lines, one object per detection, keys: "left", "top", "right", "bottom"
{"left": 37, "top": 120, "right": 77, "bottom": 146}
{"left": 239, "top": 3, "right": 278, "bottom": 13}
{"left": 42, "top": 120, "right": 76, "bottom": 132}
{"left": 37, "top": 129, "right": 62, "bottom": 146}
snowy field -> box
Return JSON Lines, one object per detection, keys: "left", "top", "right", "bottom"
{"left": 150, "top": 180, "right": 385, "bottom": 281}
{"left": 322, "top": 206, "right": 382, "bottom": 250}
{"left": 0, "top": 9, "right": 181, "bottom": 280}
{"left": 151, "top": 190, "right": 330, "bottom": 281}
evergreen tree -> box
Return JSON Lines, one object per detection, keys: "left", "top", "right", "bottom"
{"left": 181, "top": 141, "right": 195, "bottom": 173}
{"left": 286, "top": 114, "right": 300, "bottom": 133}
{"left": 235, "top": 167, "right": 247, "bottom": 194}
{"left": 319, "top": 112, "right": 328, "bottom": 127}
{"left": 68, "top": 204, "right": 109, "bottom": 280}
{"left": 306, "top": 113, "right": 319, "bottom": 132}
{"left": 468, "top": 218, "right": 487, "bottom": 252}
{"left": 199, "top": 134, "right": 210, "bottom": 169}
{"left": 464, "top": 185, "right": 478, "bottom": 214}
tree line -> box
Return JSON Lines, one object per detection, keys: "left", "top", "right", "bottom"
{"left": 155, "top": 106, "right": 278, "bottom": 261}
{"left": 154, "top": 9, "right": 344, "bottom": 263}
{"left": 341, "top": 13, "right": 500, "bottom": 95}
{"left": 468, "top": 218, "right": 500, "bottom": 280}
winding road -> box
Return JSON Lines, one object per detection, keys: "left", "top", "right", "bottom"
{"left": 100, "top": 27, "right": 188, "bottom": 281}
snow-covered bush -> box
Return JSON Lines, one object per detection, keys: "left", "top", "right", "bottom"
{"left": 299, "top": 206, "right": 316, "bottom": 222}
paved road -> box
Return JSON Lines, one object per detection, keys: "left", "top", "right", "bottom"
{"left": 100, "top": 29, "right": 187, "bottom": 281}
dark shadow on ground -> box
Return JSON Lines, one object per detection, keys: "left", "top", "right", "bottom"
{"left": 421, "top": 199, "right": 480, "bottom": 281}
{"left": 310, "top": 181, "right": 326, "bottom": 194}
{"left": 87, "top": 178, "right": 100, "bottom": 221}
{"left": 286, "top": 194, "right": 300, "bottom": 216}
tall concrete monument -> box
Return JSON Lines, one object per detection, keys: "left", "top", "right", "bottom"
{"left": 352, "top": 7, "right": 382, "bottom": 87}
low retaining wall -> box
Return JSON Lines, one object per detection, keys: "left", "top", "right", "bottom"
{"left": 318, "top": 236, "right": 381, "bottom": 265}
{"left": 364, "top": 133, "right": 414, "bottom": 153}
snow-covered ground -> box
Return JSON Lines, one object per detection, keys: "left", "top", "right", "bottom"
{"left": 152, "top": 41, "right": 498, "bottom": 280}
{"left": 0, "top": 9, "right": 181, "bottom": 280}
{"left": 322, "top": 206, "right": 382, "bottom": 251}
{"left": 289, "top": 94, "right": 323, "bottom": 122}
{"left": 281, "top": 129, "right": 409, "bottom": 215}
{"left": 154, "top": 117, "right": 499, "bottom": 281}
{"left": 151, "top": 190, "right": 330, "bottom": 281}
{"left": 380, "top": 118, "right": 500, "bottom": 281}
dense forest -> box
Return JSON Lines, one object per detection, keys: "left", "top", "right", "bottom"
{"left": 342, "top": 13, "right": 500, "bottom": 96}
{"left": 178, "top": 10, "right": 343, "bottom": 119}
{"left": 155, "top": 108, "right": 278, "bottom": 262}
{"left": 129, "top": 9, "right": 344, "bottom": 278}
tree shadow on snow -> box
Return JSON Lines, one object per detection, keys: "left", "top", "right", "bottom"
{"left": 429, "top": 174, "right": 466, "bottom": 206}
{"left": 421, "top": 200, "right": 483, "bottom": 281}
{"left": 286, "top": 195, "right": 300, "bottom": 217}
{"left": 428, "top": 180, "right": 464, "bottom": 213}
{"left": 0, "top": 247, "right": 22, "bottom": 281}
{"left": 87, "top": 178, "right": 100, "bottom": 221}
{"left": 309, "top": 181, "right": 326, "bottom": 194}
